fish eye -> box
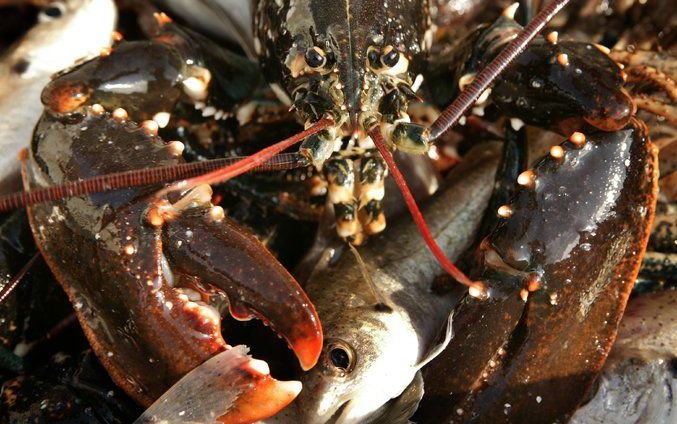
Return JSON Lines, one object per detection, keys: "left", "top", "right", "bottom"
{"left": 305, "top": 47, "right": 327, "bottom": 69}
{"left": 381, "top": 46, "right": 400, "bottom": 68}
{"left": 324, "top": 340, "right": 355, "bottom": 374}
{"left": 40, "top": 2, "right": 65, "bottom": 21}
{"left": 330, "top": 347, "right": 350, "bottom": 368}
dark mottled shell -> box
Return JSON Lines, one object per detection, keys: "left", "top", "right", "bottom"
{"left": 254, "top": 0, "right": 429, "bottom": 115}
{"left": 416, "top": 119, "right": 659, "bottom": 423}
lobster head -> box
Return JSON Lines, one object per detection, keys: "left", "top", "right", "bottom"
{"left": 255, "top": 0, "right": 431, "bottom": 167}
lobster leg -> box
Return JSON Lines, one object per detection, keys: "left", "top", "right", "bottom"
{"left": 416, "top": 118, "right": 658, "bottom": 423}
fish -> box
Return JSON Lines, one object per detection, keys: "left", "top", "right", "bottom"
{"left": 270, "top": 142, "right": 501, "bottom": 424}
{"left": 0, "top": 0, "right": 116, "bottom": 193}
{"left": 570, "top": 289, "right": 677, "bottom": 424}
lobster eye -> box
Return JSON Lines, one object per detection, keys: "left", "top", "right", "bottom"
{"left": 305, "top": 47, "right": 327, "bottom": 69}
{"left": 325, "top": 340, "right": 355, "bottom": 374}
{"left": 381, "top": 46, "right": 400, "bottom": 68}
{"left": 368, "top": 49, "right": 381, "bottom": 69}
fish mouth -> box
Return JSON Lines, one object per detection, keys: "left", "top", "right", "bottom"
{"left": 295, "top": 385, "right": 356, "bottom": 424}
{"left": 331, "top": 399, "right": 354, "bottom": 424}
{"left": 299, "top": 399, "right": 352, "bottom": 424}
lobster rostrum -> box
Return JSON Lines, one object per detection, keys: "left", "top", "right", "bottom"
{"left": 0, "top": 0, "right": 667, "bottom": 422}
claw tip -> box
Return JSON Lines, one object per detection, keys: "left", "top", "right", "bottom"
{"left": 293, "top": 332, "right": 323, "bottom": 371}
{"left": 502, "top": 2, "right": 520, "bottom": 19}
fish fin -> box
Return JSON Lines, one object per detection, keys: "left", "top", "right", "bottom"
{"left": 197, "top": 0, "right": 257, "bottom": 60}
{"left": 414, "top": 311, "right": 453, "bottom": 370}
{"left": 348, "top": 243, "right": 390, "bottom": 309}
{"left": 367, "top": 371, "right": 425, "bottom": 424}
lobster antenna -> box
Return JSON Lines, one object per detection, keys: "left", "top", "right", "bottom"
{"left": 157, "top": 116, "right": 333, "bottom": 197}
{"left": 369, "top": 127, "right": 487, "bottom": 299}
{"left": 0, "top": 153, "right": 307, "bottom": 213}
{"left": 0, "top": 252, "right": 41, "bottom": 304}
{"left": 429, "top": 0, "right": 572, "bottom": 140}
{"left": 348, "top": 243, "right": 388, "bottom": 308}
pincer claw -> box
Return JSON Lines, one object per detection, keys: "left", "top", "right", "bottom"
{"left": 135, "top": 346, "right": 302, "bottom": 424}
{"left": 162, "top": 209, "right": 323, "bottom": 371}
{"left": 22, "top": 106, "right": 321, "bottom": 410}
{"left": 417, "top": 119, "right": 659, "bottom": 423}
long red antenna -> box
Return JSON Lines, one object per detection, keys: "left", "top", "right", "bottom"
{"left": 156, "top": 116, "right": 333, "bottom": 197}
{"left": 0, "top": 252, "right": 41, "bottom": 304}
{"left": 429, "top": 0, "right": 572, "bottom": 139}
{"left": 0, "top": 153, "right": 306, "bottom": 213}
{"left": 369, "top": 128, "right": 487, "bottom": 299}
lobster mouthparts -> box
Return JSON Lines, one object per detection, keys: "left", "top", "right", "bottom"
{"left": 21, "top": 107, "right": 322, "bottom": 416}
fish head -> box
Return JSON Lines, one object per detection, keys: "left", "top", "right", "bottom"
{"left": 9, "top": 0, "right": 117, "bottom": 77}
{"left": 293, "top": 305, "right": 420, "bottom": 423}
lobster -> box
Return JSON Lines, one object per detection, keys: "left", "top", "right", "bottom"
{"left": 0, "top": 0, "right": 670, "bottom": 422}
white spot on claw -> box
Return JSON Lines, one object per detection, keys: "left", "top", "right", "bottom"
{"left": 549, "top": 145, "right": 565, "bottom": 159}
{"left": 510, "top": 118, "right": 525, "bottom": 131}
{"left": 167, "top": 141, "right": 185, "bottom": 156}
{"left": 557, "top": 53, "right": 569, "bottom": 66}
{"left": 112, "top": 108, "right": 128, "bottom": 122}
{"left": 517, "top": 170, "right": 536, "bottom": 187}
{"left": 569, "top": 132, "right": 586, "bottom": 146}
{"left": 153, "top": 112, "right": 171, "bottom": 128}
{"left": 247, "top": 358, "right": 270, "bottom": 375}
{"left": 182, "top": 77, "right": 208, "bottom": 101}
{"left": 498, "top": 205, "right": 513, "bottom": 218}
{"left": 502, "top": 2, "right": 519, "bottom": 19}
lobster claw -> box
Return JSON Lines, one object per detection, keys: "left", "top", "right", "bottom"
{"left": 136, "top": 346, "right": 303, "bottom": 423}
{"left": 417, "top": 119, "right": 658, "bottom": 423}
{"left": 22, "top": 107, "right": 321, "bottom": 420}
{"left": 162, "top": 208, "right": 323, "bottom": 371}
{"left": 492, "top": 39, "right": 635, "bottom": 133}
